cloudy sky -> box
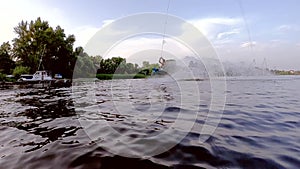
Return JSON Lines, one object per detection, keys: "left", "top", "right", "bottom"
{"left": 1, "top": 0, "right": 300, "bottom": 70}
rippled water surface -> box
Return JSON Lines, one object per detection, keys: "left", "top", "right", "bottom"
{"left": 0, "top": 76, "right": 299, "bottom": 169}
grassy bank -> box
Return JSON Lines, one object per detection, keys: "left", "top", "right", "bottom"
{"left": 96, "top": 74, "right": 148, "bottom": 80}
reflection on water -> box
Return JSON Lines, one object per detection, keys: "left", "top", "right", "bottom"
{"left": 0, "top": 76, "right": 299, "bottom": 168}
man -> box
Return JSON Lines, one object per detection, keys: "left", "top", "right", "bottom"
{"left": 159, "top": 57, "right": 166, "bottom": 68}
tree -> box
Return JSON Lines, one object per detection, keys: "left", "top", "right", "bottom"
{"left": 0, "top": 42, "right": 15, "bottom": 74}
{"left": 96, "top": 56, "right": 141, "bottom": 74}
{"left": 73, "top": 47, "right": 98, "bottom": 78}
{"left": 97, "top": 57, "right": 126, "bottom": 74}
{"left": 140, "top": 61, "right": 159, "bottom": 75}
{"left": 91, "top": 55, "right": 102, "bottom": 69}
{"left": 142, "top": 61, "right": 150, "bottom": 68}
{"left": 13, "top": 66, "right": 30, "bottom": 78}
{"left": 98, "top": 58, "right": 114, "bottom": 74}
{"left": 12, "top": 17, "right": 76, "bottom": 78}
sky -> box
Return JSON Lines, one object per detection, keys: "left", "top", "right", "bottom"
{"left": 1, "top": 0, "right": 300, "bottom": 70}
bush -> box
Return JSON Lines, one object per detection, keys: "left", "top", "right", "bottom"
{"left": 0, "top": 73, "right": 5, "bottom": 81}
{"left": 96, "top": 74, "right": 147, "bottom": 80}
{"left": 13, "top": 66, "right": 30, "bottom": 78}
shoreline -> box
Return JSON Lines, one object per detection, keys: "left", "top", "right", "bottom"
{"left": 0, "top": 79, "right": 72, "bottom": 89}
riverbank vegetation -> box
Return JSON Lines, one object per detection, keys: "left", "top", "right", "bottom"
{"left": 271, "top": 70, "right": 300, "bottom": 75}
{"left": 0, "top": 17, "right": 79, "bottom": 79}
{"left": 94, "top": 57, "right": 158, "bottom": 79}
{"left": 4, "top": 17, "right": 297, "bottom": 81}
{"left": 0, "top": 17, "right": 160, "bottom": 81}
{"left": 96, "top": 74, "right": 147, "bottom": 80}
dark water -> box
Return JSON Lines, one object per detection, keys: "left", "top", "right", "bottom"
{"left": 0, "top": 76, "right": 299, "bottom": 169}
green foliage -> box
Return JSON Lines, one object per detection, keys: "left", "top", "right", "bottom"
{"left": 96, "top": 56, "right": 162, "bottom": 78}
{"left": 271, "top": 70, "right": 300, "bottom": 75}
{"left": 98, "top": 57, "right": 124, "bottom": 74}
{"left": 140, "top": 62, "right": 160, "bottom": 75}
{"left": 73, "top": 55, "right": 96, "bottom": 78}
{"left": 132, "top": 73, "right": 148, "bottom": 79}
{"left": 1, "top": 17, "right": 166, "bottom": 81}
{"left": 97, "top": 57, "right": 140, "bottom": 74}
{"left": 96, "top": 74, "right": 147, "bottom": 80}
{"left": 12, "top": 17, "right": 76, "bottom": 78}
{"left": 13, "top": 66, "right": 30, "bottom": 78}
{"left": 139, "top": 69, "right": 151, "bottom": 75}
{"left": 0, "top": 42, "right": 15, "bottom": 74}
{"left": 4, "top": 77, "right": 16, "bottom": 82}
{"left": 142, "top": 61, "right": 150, "bottom": 68}
{"left": 0, "top": 73, "right": 5, "bottom": 81}
{"left": 96, "top": 74, "right": 113, "bottom": 80}
{"left": 73, "top": 47, "right": 103, "bottom": 78}
{"left": 91, "top": 55, "right": 103, "bottom": 69}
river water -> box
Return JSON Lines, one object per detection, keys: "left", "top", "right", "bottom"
{"left": 0, "top": 76, "right": 299, "bottom": 169}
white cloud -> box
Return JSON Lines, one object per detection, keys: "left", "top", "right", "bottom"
{"left": 70, "top": 26, "right": 99, "bottom": 47}
{"left": 0, "top": 0, "right": 70, "bottom": 44}
{"left": 105, "top": 36, "right": 194, "bottom": 63}
{"left": 277, "top": 25, "right": 292, "bottom": 32}
{"left": 270, "top": 39, "right": 282, "bottom": 43}
{"left": 1, "top": 2, "right": 298, "bottom": 70}
{"left": 217, "top": 29, "right": 240, "bottom": 39}
{"left": 0, "top": 0, "right": 114, "bottom": 48}
{"left": 276, "top": 24, "right": 299, "bottom": 32}
{"left": 69, "top": 19, "right": 119, "bottom": 47}
{"left": 240, "top": 41, "right": 256, "bottom": 48}
{"left": 188, "top": 17, "right": 243, "bottom": 39}
{"left": 68, "top": 15, "right": 300, "bottom": 71}
{"left": 192, "top": 17, "right": 242, "bottom": 26}
{"left": 102, "top": 19, "right": 115, "bottom": 27}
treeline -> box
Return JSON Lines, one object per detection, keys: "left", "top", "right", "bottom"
{"left": 271, "top": 70, "right": 300, "bottom": 75}
{"left": 97, "top": 57, "right": 139, "bottom": 74}
{"left": 0, "top": 17, "right": 159, "bottom": 81}
{"left": 0, "top": 17, "right": 108, "bottom": 80}
{"left": 0, "top": 17, "right": 80, "bottom": 79}
{"left": 72, "top": 46, "right": 102, "bottom": 78}
{"left": 73, "top": 52, "right": 159, "bottom": 78}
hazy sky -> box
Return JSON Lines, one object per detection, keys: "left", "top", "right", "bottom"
{"left": 1, "top": 0, "right": 300, "bottom": 69}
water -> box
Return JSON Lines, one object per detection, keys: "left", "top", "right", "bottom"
{"left": 0, "top": 76, "right": 299, "bottom": 169}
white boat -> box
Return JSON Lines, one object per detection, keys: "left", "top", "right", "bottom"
{"left": 18, "top": 70, "right": 53, "bottom": 82}
{"left": 16, "top": 50, "right": 71, "bottom": 87}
